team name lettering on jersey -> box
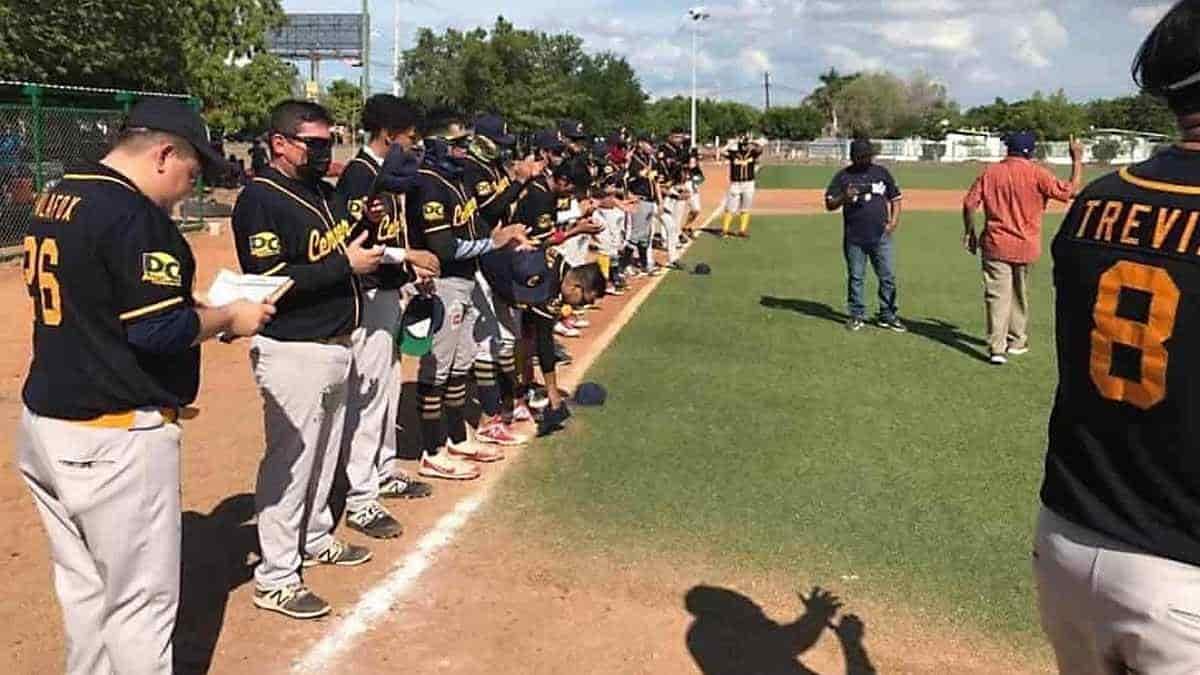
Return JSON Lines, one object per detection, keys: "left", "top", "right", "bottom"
{"left": 476, "top": 180, "right": 494, "bottom": 197}
{"left": 142, "top": 252, "right": 183, "bottom": 287}
{"left": 378, "top": 214, "right": 401, "bottom": 241}
{"left": 32, "top": 192, "right": 84, "bottom": 223}
{"left": 454, "top": 198, "right": 477, "bottom": 225}
{"left": 1070, "top": 199, "right": 1200, "bottom": 255}
{"left": 307, "top": 219, "right": 352, "bottom": 262}
{"left": 249, "top": 232, "right": 281, "bottom": 258}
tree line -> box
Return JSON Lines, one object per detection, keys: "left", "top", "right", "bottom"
{"left": 0, "top": 8, "right": 1178, "bottom": 142}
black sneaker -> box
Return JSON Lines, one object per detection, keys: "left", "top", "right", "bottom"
{"left": 846, "top": 317, "right": 866, "bottom": 332}
{"left": 877, "top": 316, "right": 908, "bottom": 333}
{"left": 538, "top": 403, "right": 573, "bottom": 437}
{"left": 253, "top": 584, "right": 331, "bottom": 620}
{"left": 378, "top": 475, "right": 433, "bottom": 500}
{"left": 303, "top": 540, "right": 372, "bottom": 568}
{"left": 346, "top": 502, "right": 403, "bottom": 539}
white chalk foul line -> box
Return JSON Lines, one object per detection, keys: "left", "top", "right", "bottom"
{"left": 290, "top": 204, "right": 724, "bottom": 673}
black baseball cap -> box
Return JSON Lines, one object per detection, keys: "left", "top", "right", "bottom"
{"left": 558, "top": 119, "right": 588, "bottom": 140}
{"left": 849, "top": 138, "right": 876, "bottom": 160}
{"left": 533, "top": 129, "right": 566, "bottom": 151}
{"left": 125, "top": 98, "right": 228, "bottom": 173}
{"left": 511, "top": 249, "right": 555, "bottom": 306}
{"left": 473, "top": 114, "right": 516, "bottom": 146}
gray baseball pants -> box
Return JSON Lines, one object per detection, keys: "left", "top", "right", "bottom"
{"left": 250, "top": 336, "right": 352, "bottom": 590}
{"left": 17, "top": 407, "right": 180, "bottom": 675}
{"left": 343, "top": 287, "right": 403, "bottom": 513}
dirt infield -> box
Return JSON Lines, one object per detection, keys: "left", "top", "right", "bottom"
{"left": 0, "top": 170, "right": 1047, "bottom": 674}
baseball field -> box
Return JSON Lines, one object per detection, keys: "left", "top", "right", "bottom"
{"left": 0, "top": 163, "right": 1069, "bottom": 673}
{"left": 757, "top": 161, "right": 1113, "bottom": 191}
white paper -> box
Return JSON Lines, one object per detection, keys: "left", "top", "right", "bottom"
{"left": 206, "top": 269, "right": 292, "bottom": 307}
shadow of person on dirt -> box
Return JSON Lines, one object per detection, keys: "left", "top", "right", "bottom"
{"left": 759, "top": 296, "right": 990, "bottom": 364}
{"left": 684, "top": 585, "right": 877, "bottom": 675}
{"left": 173, "top": 493, "right": 259, "bottom": 675}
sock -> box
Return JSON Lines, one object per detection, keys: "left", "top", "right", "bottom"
{"left": 740, "top": 212, "right": 751, "bottom": 233}
{"left": 473, "top": 360, "right": 502, "bottom": 418}
{"left": 597, "top": 253, "right": 611, "bottom": 281}
{"left": 498, "top": 349, "right": 517, "bottom": 419}
{"left": 722, "top": 211, "right": 733, "bottom": 234}
{"left": 417, "top": 382, "right": 445, "bottom": 456}
{"left": 444, "top": 373, "right": 469, "bottom": 444}
{"left": 637, "top": 243, "right": 650, "bottom": 269}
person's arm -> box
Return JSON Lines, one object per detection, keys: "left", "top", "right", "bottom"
{"left": 825, "top": 172, "right": 849, "bottom": 211}
{"left": 1040, "top": 136, "right": 1085, "bottom": 202}
{"left": 884, "top": 169, "right": 903, "bottom": 234}
{"left": 962, "top": 176, "right": 984, "bottom": 254}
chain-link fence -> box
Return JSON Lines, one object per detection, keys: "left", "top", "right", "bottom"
{"left": 0, "top": 82, "right": 201, "bottom": 250}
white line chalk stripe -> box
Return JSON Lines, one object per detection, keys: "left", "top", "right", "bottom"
{"left": 290, "top": 205, "right": 725, "bottom": 673}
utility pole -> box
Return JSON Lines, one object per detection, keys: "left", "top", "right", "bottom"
{"left": 361, "top": 0, "right": 371, "bottom": 101}
{"left": 393, "top": 0, "right": 402, "bottom": 95}
{"left": 764, "top": 71, "right": 771, "bottom": 110}
{"left": 687, "top": 7, "right": 710, "bottom": 144}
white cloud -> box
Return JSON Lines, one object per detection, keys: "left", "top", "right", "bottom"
{"left": 1129, "top": 3, "right": 1171, "bottom": 29}
{"left": 821, "top": 44, "right": 884, "bottom": 72}
{"left": 885, "top": 0, "right": 964, "bottom": 14}
{"left": 1011, "top": 9, "right": 1068, "bottom": 69}
{"left": 741, "top": 47, "right": 771, "bottom": 75}
{"left": 874, "top": 18, "right": 975, "bottom": 55}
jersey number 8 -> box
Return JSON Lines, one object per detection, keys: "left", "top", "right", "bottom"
{"left": 23, "top": 236, "right": 62, "bottom": 326}
{"left": 1089, "top": 260, "right": 1180, "bottom": 410}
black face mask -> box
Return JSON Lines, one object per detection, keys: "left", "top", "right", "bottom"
{"left": 295, "top": 136, "right": 333, "bottom": 183}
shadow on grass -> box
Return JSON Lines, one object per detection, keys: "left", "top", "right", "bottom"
{"left": 685, "top": 586, "right": 877, "bottom": 675}
{"left": 174, "top": 493, "right": 258, "bottom": 675}
{"left": 760, "top": 296, "right": 990, "bottom": 364}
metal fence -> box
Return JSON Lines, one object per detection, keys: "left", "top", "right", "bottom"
{"left": 0, "top": 82, "right": 199, "bottom": 249}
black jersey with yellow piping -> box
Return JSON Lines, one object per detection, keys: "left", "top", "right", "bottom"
{"left": 512, "top": 174, "right": 558, "bottom": 247}
{"left": 461, "top": 154, "right": 523, "bottom": 233}
{"left": 405, "top": 166, "right": 482, "bottom": 280}
{"left": 1042, "top": 146, "right": 1200, "bottom": 568}
{"left": 232, "top": 166, "right": 360, "bottom": 341}
{"left": 21, "top": 163, "right": 201, "bottom": 419}
{"left": 725, "top": 146, "right": 762, "bottom": 183}
{"left": 335, "top": 149, "right": 409, "bottom": 290}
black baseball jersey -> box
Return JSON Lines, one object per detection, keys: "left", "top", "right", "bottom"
{"left": 1042, "top": 146, "right": 1200, "bottom": 567}
{"left": 726, "top": 146, "right": 762, "bottom": 183}
{"left": 232, "top": 166, "right": 360, "bottom": 341}
{"left": 405, "top": 166, "right": 481, "bottom": 280}
{"left": 658, "top": 143, "right": 688, "bottom": 189}
{"left": 512, "top": 174, "right": 558, "bottom": 247}
{"left": 335, "top": 149, "right": 409, "bottom": 290}
{"left": 461, "top": 154, "right": 524, "bottom": 233}
{"left": 626, "top": 151, "right": 657, "bottom": 200}
{"left": 21, "top": 163, "right": 200, "bottom": 419}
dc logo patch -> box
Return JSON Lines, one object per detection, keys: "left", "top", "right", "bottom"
{"left": 249, "top": 232, "right": 281, "bottom": 258}
{"left": 142, "top": 252, "right": 182, "bottom": 287}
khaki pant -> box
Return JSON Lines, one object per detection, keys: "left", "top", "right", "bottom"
{"left": 1034, "top": 506, "right": 1200, "bottom": 674}
{"left": 17, "top": 407, "right": 181, "bottom": 675}
{"left": 983, "top": 259, "right": 1029, "bottom": 357}
{"left": 250, "top": 336, "right": 352, "bottom": 590}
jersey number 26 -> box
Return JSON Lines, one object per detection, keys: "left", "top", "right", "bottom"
{"left": 23, "top": 236, "right": 62, "bottom": 326}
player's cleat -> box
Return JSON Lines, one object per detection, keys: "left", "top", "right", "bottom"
{"left": 668, "top": 261, "right": 686, "bottom": 271}
{"left": 419, "top": 451, "right": 482, "bottom": 480}
{"left": 567, "top": 316, "right": 591, "bottom": 329}
{"left": 527, "top": 388, "right": 550, "bottom": 410}
{"left": 737, "top": 232, "right": 751, "bottom": 239}
{"left": 990, "top": 353, "right": 1009, "bottom": 365}
{"left": 877, "top": 317, "right": 908, "bottom": 333}
{"left": 476, "top": 419, "right": 528, "bottom": 447}
{"left": 554, "top": 321, "right": 582, "bottom": 338}
{"left": 303, "top": 540, "right": 372, "bottom": 568}
{"left": 512, "top": 402, "right": 535, "bottom": 423}
{"left": 378, "top": 474, "right": 433, "bottom": 500}
{"left": 1007, "top": 346, "right": 1030, "bottom": 356}
{"left": 253, "top": 584, "right": 331, "bottom": 620}
{"left": 346, "top": 502, "right": 403, "bottom": 539}
{"left": 846, "top": 317, "right": 865, "bottom": 332}
{"left": 606, "top": 285, "right": 626, "bottom": 296}
{"left": 647, "top": 268, "right": 666, "bottom": 277}
{"left": 447, "top": 437, "right": 505, "bottom": 462}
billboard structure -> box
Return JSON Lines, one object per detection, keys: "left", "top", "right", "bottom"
{"left": 267, "top": 13, "right": 368, "bottom": 101}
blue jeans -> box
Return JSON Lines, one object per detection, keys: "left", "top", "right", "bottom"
{"left": 844, "top": 234, "right": 898, "bottom": 321}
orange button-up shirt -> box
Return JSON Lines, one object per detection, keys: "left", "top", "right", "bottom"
{"left": 963, "top": 157, "right": 1075, "bottom": 264}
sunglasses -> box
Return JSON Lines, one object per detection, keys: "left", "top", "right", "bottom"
{"left": 275, "top": 132, "right": 333, "bottom": 152}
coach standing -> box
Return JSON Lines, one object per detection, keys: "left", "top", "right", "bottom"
{"left": 18, "top": 99, "right": 274, "bottom": 673}
{"left": 825, "top": 139, "right": 906, "bottom": 333}
{"left": 963, "top": 132, "right": 1083, "bottom": 364}
{"left": 233, "top": 101, "right": 383, "bottom": 620}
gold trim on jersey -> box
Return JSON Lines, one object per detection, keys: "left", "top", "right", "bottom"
{"left": 119, "top": 295, "right": 184, "bottom": 321}
{"left": 61, "top": 173, "right": 137, "bottom": 192}
{"left": 1118, "top": 167, "right": 1200, "bottom": 196}
{"left": 346, "top": 155, "right": 380, "bottom": 176}
{"left": 262, "top": 262, "right": 287, "bottom": 276}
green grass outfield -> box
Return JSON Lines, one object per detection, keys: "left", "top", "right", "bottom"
{"left": 502, "top": 212, "right": 1063, "bottom": 649}
{"left": 757, "top": 161, "right": 1114, "bottom": 190}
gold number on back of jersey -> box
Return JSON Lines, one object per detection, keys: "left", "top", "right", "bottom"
{"left": 1089, "top": 260, "right": 1179, "bottom": 410}
{"left": 23, "top": 236, "right": 62, "bottom": 326}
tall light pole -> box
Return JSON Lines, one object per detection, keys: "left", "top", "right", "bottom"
{"left": 361, "top": 0, "right": 371, "bottom": 101}
{"left": 688, "top": 7, "right": 710, "bottom": 145}
{"left": 393, "top": 0, "right": 402, "bottom": 95}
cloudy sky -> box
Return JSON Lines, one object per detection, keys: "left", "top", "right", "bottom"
{"left": 282, "top": 0, "right": 1175, "bottom": 108}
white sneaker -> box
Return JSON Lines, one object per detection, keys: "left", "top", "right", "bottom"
{"left": 1007, "top": 346, "right": 1030, "bottom": 356}
{"left": 989, "top": 354, "right": 1008, "bottom": 365}
{"left": 418, "top": 451, "right": 481, "bottom": 480}
{"left": 554, "top": 322, "right": 581, "bottom": 338}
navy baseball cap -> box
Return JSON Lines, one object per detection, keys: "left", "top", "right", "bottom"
{"left": 849, "top": 138, "right": 876, "bottom": 160}
{"left": 1004, "top": 131, "right": 1037, "bottom": 158}
{"left": 126, "top": 98, "right": 229, "bottom": 174}
{"left": 510, "top": 250, "right": 555, "bottom": 306}
{"left": 473, "top": 114, "right": 516, "bottom": 146}
{"left": 574, "top": 382, "right": 607, "bottom": 406}
{"left": 559, "top": 119, "right": 588, "bottom": 140}
{"left": 533, "top": 129, "right": 566, "bottom": 151}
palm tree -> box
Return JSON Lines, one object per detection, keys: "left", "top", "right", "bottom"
{"left": 806, "top": 68, "right": 860, "bottom": 137}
